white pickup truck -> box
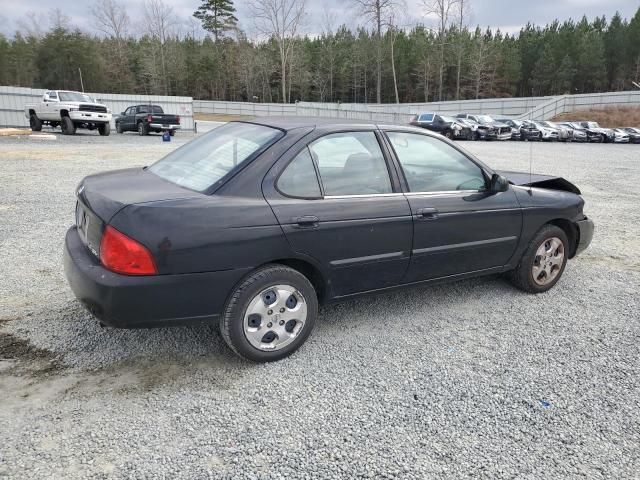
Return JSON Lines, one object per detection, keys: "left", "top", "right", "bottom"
{"left": 25, "top": 90, "right": 112, "bottom": 136}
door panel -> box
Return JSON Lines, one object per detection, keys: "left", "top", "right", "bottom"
{"left": 268, "top": 196, "right": 413, "bottom": 296}
{"left": 403, "top": 190, "right": 521, "bottom": 282}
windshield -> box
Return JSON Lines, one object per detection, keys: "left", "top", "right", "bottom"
{"left": 585, "top": 122, "right": 600, "bottom": 128}
{"left": 475, "top": 115, "right": 494, "bottom": 123}
{"left": 149, "top": 122, "right": 283, "bottom": 192}
{"left": 58, "top": 91, "right": 96, "bottom": 102}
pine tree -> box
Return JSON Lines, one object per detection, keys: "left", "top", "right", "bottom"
{"left": 193, "top": 0, "right": 238, "bottom": 42}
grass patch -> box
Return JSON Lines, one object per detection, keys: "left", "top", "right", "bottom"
{"left": 553, "top": 106, "right": 640, "bottom": 128}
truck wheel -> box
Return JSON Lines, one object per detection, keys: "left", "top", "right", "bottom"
{"left": 98, "top": 123, "right": 111, "bottom": 136}
{"left": 116, "top": 122, "right": 123, "bottom": 134}
{"left": 61, "top": 116, "right": 76, "bottom": 135}
{"left": 508, "top": 225, "right": 569, "bottom": 294}
{"left": 220, "top": 265, "right": 318, "bottom": 362}
{"left": 169, "top": 130, "right": 175, "bottom": 137}
{"left": 29, "top": 114, "right": 42, "bottom": 132}
{"left": 137, "top": 122, "right": 148, "bottom": 136}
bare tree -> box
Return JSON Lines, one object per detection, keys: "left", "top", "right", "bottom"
{"left": 18, "top": 8, "right": 70, "bottom": 38}
{"left": 351, "top": 0, "right": 401, "bottom": 103}
{"left": 454, "top": 0, "right": 470, "bottom": 99}
{"left": 422, "top": 0, "right": 458, "bottom": 101}
{"left": 143, "top": 0, "right": 175, "bottom": 95}
{"left": 91, "top": 0, "right": 129, "bottom": 40}
{"left": 249, "top": 0, "right": 306, "bottom": 103}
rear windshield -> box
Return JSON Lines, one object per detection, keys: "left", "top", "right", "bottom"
{"left": 138, "top": 105, "right": 164, "bottom": 114}
{"left": 418, "top": 113, "right": 435, "bottom": 122}
{"left": 149, "top": 122, "right": 283, "bottom": 192}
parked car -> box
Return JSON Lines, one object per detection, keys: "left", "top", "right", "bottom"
{"left": 611, "top": 128, "right": 630, "bottom": 143}
{"left": 529, "top": 121, "right": 559, "bottom": 141}
{"left": 115, "top": 105, "right": 181, "bottom": 136}
{"left": 495, "top": 118, "right": 541, "bottom": 141}
{"left": 25, "top": 90, "right": 112, "bottom": 136}
{"left": 578, "top": 121, "right": 615, "bottom": 143}
{"left": 455, "top": 114, "right": 511, "bottom": 140}
{"left": 539, "top": 121, "right": 572, "bottom": 142}
{"left": 557, "top": 122, "right": 597, "bottom": 142}
{"left": 621, "top": 127, "right": 640, "bottom": 143}
{"left": 409, "top": 113, "right": 472, "bottom": 140}
{"left": 455, "top": 118, "right": 482, "bottom": 140}
{"left": 64, "top": 118, "right": 594, "bottom": 362}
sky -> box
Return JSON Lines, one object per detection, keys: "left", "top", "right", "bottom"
{"left": 0, "top": 0, "right": 638, "bottom": 38}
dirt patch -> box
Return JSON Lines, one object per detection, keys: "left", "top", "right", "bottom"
{"left": 0, "top": 331, "right": 63, "bottom": 376}
{"left": 553, "top": 106, "right": 640, "bottom": 127}
{"left": 194, "top": 113, "right": 253, "bottom": 121}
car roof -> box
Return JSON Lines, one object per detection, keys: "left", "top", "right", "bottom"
{"left": 239, "top": 116, "right": 431, "bottom": 134}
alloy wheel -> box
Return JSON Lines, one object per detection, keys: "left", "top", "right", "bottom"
{"left": 531, "top": 237, "right": 565, "bottom": 286}
{"left": 243, "top": 285, "right": 307, "bottom": 351}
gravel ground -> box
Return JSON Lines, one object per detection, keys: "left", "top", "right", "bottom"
{"left": 1, "top": 131, "right": 639, "bottom": 479}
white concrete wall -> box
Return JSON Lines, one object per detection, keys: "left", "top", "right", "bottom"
{"left": 0, "top": 86, "right": 194, "bottom": 130}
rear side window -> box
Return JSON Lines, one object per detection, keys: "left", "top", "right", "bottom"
{"left": 277, "top": 148, "right": 322, "bottom": 198}
{"left": 308, "top": 132, "right": 392, "bottom": 196}
{"left": 149, "top": 122, "right": 283, "bottom": 192}
{"left": 387, "top": 132, "right": 486, "bottom": 192}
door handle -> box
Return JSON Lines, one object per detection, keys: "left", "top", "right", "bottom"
{"left": 293, "top": 215, "right": 319, "bottom": 228}
{"left": 416, "top": 207, "right": 439, "bottom": 220}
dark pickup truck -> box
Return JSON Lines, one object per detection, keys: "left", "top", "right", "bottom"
{"left": 115, "top": 105, "right": 181, "bottom": 136}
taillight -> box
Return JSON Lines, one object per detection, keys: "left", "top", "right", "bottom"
{"left": 100, "top": 225, "right": 157, "bottom": 275}
{"left": 176, "top": 115, "right": 180, "bottom": 124}
{"left": 147, "top": 114, "right": 153, "bottom": 122}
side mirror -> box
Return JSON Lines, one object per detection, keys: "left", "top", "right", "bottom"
{"left": 120, "top": 112, "right": 125, "bottom": 116}
{"left": 490, "top": 173, "right": 509, "bottom": 193}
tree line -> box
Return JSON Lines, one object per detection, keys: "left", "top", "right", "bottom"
{"left": 0, "top": 0, "right": 638, "bottom": 104}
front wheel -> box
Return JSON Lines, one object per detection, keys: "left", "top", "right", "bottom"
{"left": 98, "top": 123, "right": 111, "bottom": 136}
{"left": 220, "top": 265, "right": 318, "bottom": 362}
{"left": 508, "top": 225, "right": 568, "bottom": 293}
{"left": 116, "top": 122, "right": 123, "bottom": 134}
{"left": 29, "top": 114, "right": 42, "bottom": 132}
{"left": 61, "top": 116, "right": 76, "bottom": 135}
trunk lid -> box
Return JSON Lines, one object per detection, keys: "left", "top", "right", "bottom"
{"left": 78, "top": 167, "right": 200, "bottom": 222}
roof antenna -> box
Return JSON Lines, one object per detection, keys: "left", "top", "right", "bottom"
{"left": 528, "top": 108, "right": 533, "bottom": 196}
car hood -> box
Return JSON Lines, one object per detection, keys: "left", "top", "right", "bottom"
{"left": 496, "top": 170, "right": 581, "bottom": 195}
{"left": 479, "top": 121, "right": 508, "bottom": 128}
{"left": 77, "top": 167, "right": 201, "bottom": 222}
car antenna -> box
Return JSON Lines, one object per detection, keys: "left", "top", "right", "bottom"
{"left": 528, "top": 111, "right": 533, "bottom": 196}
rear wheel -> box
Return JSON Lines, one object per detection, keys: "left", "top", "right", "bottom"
{"left": 220, "top": 265, "right": 318, "bottom": 362}
{"left": 61, "top": 116, "right": 76, "bottom": 135}
{"left": 169, "top": 129, "right": 176, "bottom": 136}
{"left": 137, "top": 121, "right": 148, "bottom": 136}
{"left": 508, "top": 225, "right": 568, "bottom": 293}
{"left": 29, "top": 114, "right": 42, "bottom": 132}
{"left": 98, "top": 123, "right": 111, "bottom": 136}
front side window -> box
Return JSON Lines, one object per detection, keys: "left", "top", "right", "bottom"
{"left": 386, "top": 132, "right": 486, "bottom": 193}
{"left": 149, "top": 122, "right": 283, "bottom": 192}
{"left": 308, "top": 131, "right": 392, "bottom": 196}
{"left": 277, "top": 148, "right": 321, "bottom": 198}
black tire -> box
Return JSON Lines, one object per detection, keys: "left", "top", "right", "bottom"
{"left": 116, "top": 122, "right": 123, "bottom": 134}
{"left": 61, "top": 116, "right": 76, "bottom": 135}
{"left": 98, "top": 123, "right": 111, "bottom": 136}
{"left": 444, "top": 130, "right": 452, "bottom": 139}
{"left": 220, "top": 265, "right": 318, "bottom": 362}
{"left": 508, "top": 225, "right": 569, "bottom": 294}
{"left": 169, "top": 129, "right": 176, "bottom": 136}
{"left": 472, "top": 131, "right": 479, "bottom": 141}
{"left": 29, "top": 114, "right": 42, "bottom": 132}
{"left": 137, "top": 121, "right": 148, "bottom": 136}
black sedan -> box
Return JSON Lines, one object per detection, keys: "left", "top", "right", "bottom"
{"left": 64, "top": 118, "right": 594, "bottom": 362}
{"left": 410, "top": 113, "right": 472, "bottom": 140}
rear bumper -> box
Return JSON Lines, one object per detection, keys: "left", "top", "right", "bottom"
{"left": 63, "top": 227, "right": 249, "bottom": 328}
{"left": 574, "top": 217, "right": 594, "bottom": 257}
{"left": 149, "top": 123, "right": 180, "bottom": 130}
